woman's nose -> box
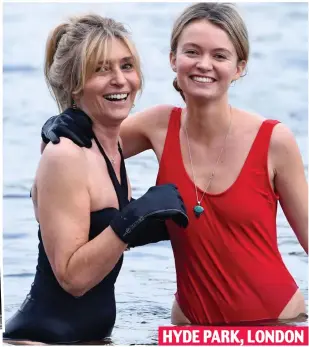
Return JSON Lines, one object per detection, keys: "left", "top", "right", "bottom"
{"left": 111, "top": 68, "right": 126, "bottom": 86}
{"left": 196, "top": 55, "right": 213, "bottom": 71}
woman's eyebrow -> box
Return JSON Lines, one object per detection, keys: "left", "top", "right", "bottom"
{"left": 97, "top": 60, "right": 109, "bottom": 66}
{"left": 213, "top": 48, "right": 232, "bottom": 55}
{"left": 97, "top": 56, "right": 133, "bottom": 65}
{"left": 120, "top": 56, "right": 134, "bottom": 63}
{"left": 182, "top": 43, "right": 232, "bottom": 55}
{"left": 183, "top": 42, "right": 200, "bottom": 49}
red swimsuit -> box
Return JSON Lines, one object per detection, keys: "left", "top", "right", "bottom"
{"left": 156, "top": 107, "right": 298, "bottom": 324}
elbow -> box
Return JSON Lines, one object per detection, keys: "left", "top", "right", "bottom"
{"left": 57, "top": 272, "right": 88, "bottom": 298}
{"left": 53, "top": 257, "right": 91, "bottom": 297}
{"left": 61, "top": 281, "right": 87, "bottom": 298}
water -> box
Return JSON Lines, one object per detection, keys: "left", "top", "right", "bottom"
{"left": 3, "top": 2, "right": 308, "bottom": 344}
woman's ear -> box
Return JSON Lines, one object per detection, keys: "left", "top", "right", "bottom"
{"left": 72, "top": 90, "right": 82, "bottom": 106}
{"left": 170, "top": 51, "right": 177, "bottom": 72}
{"left": 72, "top": 91, "right": 79, "bottom": 101}
{"left": 233, "top": 60, "right": 247, "bottom": 81}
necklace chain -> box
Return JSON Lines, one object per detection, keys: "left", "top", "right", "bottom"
{"left": 184, "top": 107, "right": 233, "bottom": 209}
{"left": 109, "top": 156, "right": 116, "bottom": 166}
{"left": 100, "top": 143, "right": 118, "bottom": 166}
{"left": 93, "top": 132, "right": 119, "bottom": 166}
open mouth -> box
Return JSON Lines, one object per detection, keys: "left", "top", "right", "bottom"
{"left": 103, "top": 93, "right": 129, "bottom": 102}
{"left": 190, "top": 76, "right": 216, "bottom": 83}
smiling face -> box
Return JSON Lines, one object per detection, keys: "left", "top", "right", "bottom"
{"left": 170, "top": 19, "right": 246, "bottom": 102}
{"left": 76, "top": 37, "right": 141, "bottom": 124}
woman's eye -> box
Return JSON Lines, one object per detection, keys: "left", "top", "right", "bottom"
{"left": 214, "top": 54, "right": 227, "bottom": 60}
{"left": 122, "top": 63, "right": 133, "bottom": 70}
{"left": 95, "top": 65, "right": 109, "bottom": 73}
{"left": 185, "top": 50, "right": 198, "bottom": 55}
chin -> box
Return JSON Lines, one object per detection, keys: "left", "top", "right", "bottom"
{"left": 187, "top": 85, "right": 229, "bottom": 101}
{"left": 186, "top": 92, "right": 218, "bottom": 102}
{"left": 111, "top": 111, "right": 130, "bottom": 121}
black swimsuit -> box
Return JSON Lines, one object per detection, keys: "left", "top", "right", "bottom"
{"left": 3, "top": 137, "right": 129, "bottom": 344}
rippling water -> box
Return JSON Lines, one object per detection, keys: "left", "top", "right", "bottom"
{"left": 3, "top": 2, "right": 308, "bottom": 344}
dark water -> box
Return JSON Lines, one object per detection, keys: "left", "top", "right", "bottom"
{"left": 3, "top": 2, "right": 308, "bottom": 345}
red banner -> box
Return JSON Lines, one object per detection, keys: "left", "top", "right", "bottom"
{"left": 158, "top": 326, "right": 308, "bottom": 345}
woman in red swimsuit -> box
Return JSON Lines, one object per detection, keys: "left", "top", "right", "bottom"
{"left": 42, "top": 3, "right": 308, "bottom": 325}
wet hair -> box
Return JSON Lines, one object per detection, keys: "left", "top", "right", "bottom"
{"left": 44, "top": 14, "right": 143, "bottom": 112}
{"left": 170, "top": 3, "right": 249, "bottom": 100}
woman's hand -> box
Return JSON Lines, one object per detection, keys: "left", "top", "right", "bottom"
{"left": 41, "top": 108, "right": 94, "bottom": 148}
{"left": 110, "top": 184, "right": 188, "bottom": 245}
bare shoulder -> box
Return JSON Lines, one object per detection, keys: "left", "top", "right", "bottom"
{"left": 237, "top": 108, "right": 298, "bottom": 153}
{"left": 268, "top": 122, "right": 303, "bottom": 171}
{"left": 120, "top": 104, "right": 177, "bottom": 157}
{"left": 138, "top": 104, "right": 176, "bottom": 120}
{"left": 235, "top": 108, "right": 266, "bottom": 126}
{"left": 231, "top": 108, "right": 267, "bottom": 138}
{"left": 37, "top": 138, "right": 87, "bottom": 180}
{"left": 234, "top": 107, "right": 303, "bottom": 169}
{"left": 269, "top": 122, "right": 297, "bottom": 149}
{"left": 130, "top": 104, "right": 176, "bottom": 129}
{"left": 41, "top": 138, "right": 85, "bottom": 163}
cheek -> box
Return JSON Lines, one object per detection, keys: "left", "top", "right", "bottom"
{"left": 81, "top": 89, "right": 99, "bottom": 105}
{"left": 220, "top": 62, "right": 239, "bottom": 79}
{"left": 176, "top": 55, "right": 194, "bottom": 72}
{"left": 85, "top": 76, "right": 106, "bottom": 93}
{"left": 130, "top": 72, "right": 141, "bottom": 91}
{"left": 82, "top": 86, "right": 94, "bottom": 98}
{"left": 79, "top": 83, "right": 102, "bottom": 107}
{"left": 83, "top": 83, "right": 95, "bottom": 99}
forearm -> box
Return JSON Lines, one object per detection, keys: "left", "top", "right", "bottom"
{"left": 295, "top": 224, "right": 308, "bottom": 254}
{"left": 60, "top": 226, "right": 126, "bottom": 297}
{"left": 281, "top": 193, "right": 308, "bottom": 255}
{"left": 284, "top": 211, "right": 308, "bottom": 255}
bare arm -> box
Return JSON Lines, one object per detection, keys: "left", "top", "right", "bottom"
{"left": 40, "top": 104, "right": 174, "bottom": 159}
{"left": 41, "top": 141, "right": 47, "bottom": 154}
{"left": 271, "top": 124, "right": 308, "bottom": 254}
{"left": 36, "top": 139, "right": 127, "bottom": 297}
{"left": 120, "top": 104, "right": 174, "bottom": 159}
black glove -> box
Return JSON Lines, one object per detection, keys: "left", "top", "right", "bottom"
{"left": 41, "top": 108, "right": 94, "bottom": 148}
{"left": 127, "top": 198, "right": 170, "bottom": 248}
{"left": 128, "top": 219, "right": 170, "bottom": 248}
{"left": 110, "top": 184, "right": 188, "bottom": 245}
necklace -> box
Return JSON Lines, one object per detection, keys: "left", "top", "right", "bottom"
{"left": 99, "top": 142, "right": 118, "bottom": 166}
{"left": 109, "top": 155, "right": 116, "bottom": 166}
{"left": 100, "top": 144, "right": 117, "bottom": 166}
{"left": 183, "top": 107, "right": 233, "bottom": 218}
{"left": 92, "top": 133, "right": 119, "bottom": 166}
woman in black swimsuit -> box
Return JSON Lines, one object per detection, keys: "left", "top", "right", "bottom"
{"left": 3, "top": 14, "right": 188, "bottom": 344}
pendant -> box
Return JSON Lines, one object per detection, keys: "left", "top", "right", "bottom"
{"left": 193, "top": 204, "right": 204, "bottom": 217}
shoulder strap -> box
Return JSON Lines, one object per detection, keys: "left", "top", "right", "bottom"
{"left": 118, "top": 145, "right": 129, "bottom": 205}
{"left": 246, "top": 119, "right": 280, "bottom": 170}
{"left": 158, "top": 107, "right": 182, "bottom": 169}
{"left": 93, "top": 134, "right": 129, "bottom": 210}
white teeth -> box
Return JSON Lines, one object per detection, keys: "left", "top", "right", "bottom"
{"left": 105, "top": 93, "right": 128, "bottom": 100}
{"left": 192, "top": 76, "right": 214, "bottom": 83}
